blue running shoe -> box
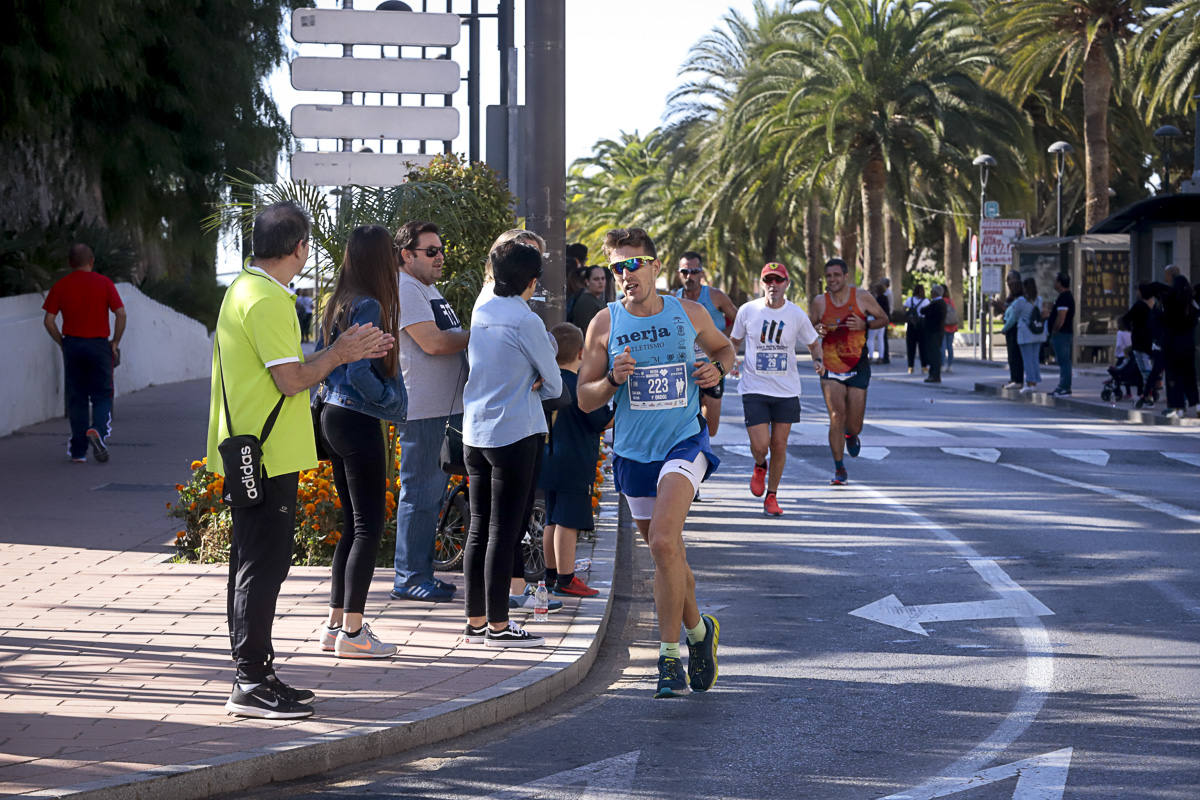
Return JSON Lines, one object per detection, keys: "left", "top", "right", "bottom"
{"left": 830, "top": 466, "right": 848, "bottom": 486}
{"left": 845, "top": 433, "right": 861, "bottom": 458}
{"left": 687, "top": 614, "right": 720, "bottom": 692}
{"left": 390, "top": 579, "right": 454, "bottom": 602}
{"left": 655, "top": 655, "right": 688, "bottom": 698}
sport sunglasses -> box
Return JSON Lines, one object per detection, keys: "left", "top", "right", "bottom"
{"left": 610, "top": 256, "right": 655, "bottom": 275}
{"left": 762, "top": 275, "right": 787, "bottom": 284}
{"left": 405, "top": 245, "right": 446, "bottom": 258}
{"left": 679, "top": 267, "right": 703, "bottom": 276}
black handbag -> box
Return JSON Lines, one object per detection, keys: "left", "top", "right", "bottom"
{"left": 216, "top": 335, "right": 284, "bottom": 508}
{"left": 311, "top": 390, "right": 331, "bottom": 461}
{"left": 438, "top": 356, "right": 469, "bottom": 476}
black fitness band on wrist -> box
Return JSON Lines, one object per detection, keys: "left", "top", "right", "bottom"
{"left": 606, "top": 369, "right": 620, "bottom": 387}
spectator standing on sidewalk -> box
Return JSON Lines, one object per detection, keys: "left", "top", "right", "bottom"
{"left": 315, "top": 225, "right": 408, "bottom": 660}
{"left": 920, "top": 285, "right": 947, "bottom": 383}
{"left": 1162, "top": 275, "right": 1199, "bottom": 418}
{"left": 296, "top": 290, "right": 314, "bottom": 342}
{"left": 42, "top": 244, "right": 126, "bottom": 463}
{"left": 570, "top": 265, "right": 609, "bottom": 336}
{"left": 941, "top": 284, "right": 958, "bottom": 373}
{"left": 460, "top": 242, "right": 561, "bottom": 647}
{"left": 881, "top": 277, "right": 893, "bottom": 364}
{"left": 1049, "top": 272, "right": 1075, "bottom": 396}
{"left": 867, "top": 280, "right": 888, "bottom": 363}
{"left": 208, "top": 201, "right": 393, "bottom": 719}
{"left": 1001, "top": 271, "right": 1025, "bottom": 389}
{"left": 903, "top": 284, "right": 927, "bottom": 374}
{"left": 1013, "top": 277, "right": 1049, "bottom": 393}
{"left": 539, "top": 323, "right": 613, "bottom": 597}
{"left": 1123, "top": 282, "right": 1163, "bottom": 407}
{"left": 390, "top": 221, "right": 469, "bottom": 604}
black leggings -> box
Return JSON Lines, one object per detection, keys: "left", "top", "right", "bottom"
{"left": 320, "top": 403, "right": 387, "bottom": 615}
{"left": 1165, "top": 337, "right": 1199, "bottom": 409}
{"left": 906, "top": 324, "right": 924, "bottom": 368}
{"left": 464, "top": 435, "right": 541, "bottom": 623}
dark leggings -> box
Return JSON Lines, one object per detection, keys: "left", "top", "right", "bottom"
{"left": 464, "top": 435, "right": 541, "bottom": 623}
{"left": 1005, "top": 328, "right": 1023, "bottom": 384}
{"left": 1165, "top": 337, "right": 1199, "bottom": 409}
{"left": 511, "top": 441, "right": 545, "bottom": 581}
{"left": 906, "top": 324, "right": 924, "bottom": 368}
{"left": 320, "top": 403, "right": 387, "bottom": 615}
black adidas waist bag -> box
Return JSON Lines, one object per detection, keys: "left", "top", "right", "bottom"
{"left": 216, "top": 335, "right": 285, "bottom": 508}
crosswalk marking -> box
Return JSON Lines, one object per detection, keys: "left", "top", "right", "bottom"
{"left": 873, "top": 423, "right": 955, "bottom": 439}
{"left": 941, "top": 447, "right": 1001, "bottom": 463}
{"left": 1164, "top": 452, "right": 1200, "bottom": 469}
{"left": 1053, "top": 449, "right": 1110, "bottom": 466}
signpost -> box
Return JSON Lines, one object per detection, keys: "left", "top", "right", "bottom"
{"left": 291, "top": 104, "right": 460, "bottom": 142}
{"left": 290, "top": 56, "right": 460, "bottom": 94}
{"left": 291, "top": 8, "right": 460, "bottom": 46}
{"left": 290, "top": 151, "right": 436, "bottom": 186}
{"left": 978, "top": 219, "right": 1025, "bottom": 361}
{"left": 984, "top": 200, "right": 999, "bottom": 219}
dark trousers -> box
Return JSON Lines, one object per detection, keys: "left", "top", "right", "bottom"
{"left": 62, "top": 336, "right": 113, "bottom": 458}
{"left": 321, "top": 404, "right": 386, "bottom": 615}
{"left": 906, "top": 324, "right": 924, "bottom": 368}
{"left": 1005, "top": 328, "right": 1023, "bottom": 384}
{"left": 228, "top": 471, "right": 298, "bottom": 682}
{"left": 511, "top": 441, "right": 545, "bottom": 582}
{"left": 923, "top": 332, "right": 943, "bottom": 380}
{"left": 464, "top": 435, "right": 541, "bottom": 623}
{"left": 1165, "top": 337, "right": 1199, "bottom": 409}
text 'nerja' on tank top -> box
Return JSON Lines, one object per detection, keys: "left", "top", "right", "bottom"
{"left": 608, "top": 295, "right": 702, "bottom": 463}
{"left": 821, "top": 287, "right": 868, "bottom": 374}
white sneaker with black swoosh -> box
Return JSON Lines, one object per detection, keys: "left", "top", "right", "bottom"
{"left": 225, "top": 682, "right": 313, "bottom": 719}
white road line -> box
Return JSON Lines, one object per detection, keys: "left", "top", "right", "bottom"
{"left": 874, "top": 423, "right": 956, "bottom": 439}
{"left": 882, "top": 747, "right": 1073, "bottom": 800}
{"left": 1052, "top": 448, "right": 1110, "bottom": 466}
{"left": 941, "top": 447, "right": 1001, "bottom": 464}
{"left": 972, "top": 423, "right": 1057, "bottom": 441}
{"left": 1000, "top": 462, "right": 1200, "bottom": 527}
{"left": 1163, "top": 451, "right": 1200, "bottom": 469}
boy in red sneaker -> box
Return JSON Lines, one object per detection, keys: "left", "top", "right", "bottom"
{"left": 539, "top": 324, "right": 614, "bottom": 597}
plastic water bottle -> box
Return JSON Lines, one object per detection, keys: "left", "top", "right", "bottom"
{"left": 534, "top": 580, "right": 549, "bottom": 621}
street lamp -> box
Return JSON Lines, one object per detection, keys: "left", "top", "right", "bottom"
{"left": 972, "top": 154, "right": 996, "bottom": 360}
{"left": 1154, "top": 124, "right": 1183, "bottom": 194}
{"left": 1047, "top": 141, "right": 1074, "bottom": 237}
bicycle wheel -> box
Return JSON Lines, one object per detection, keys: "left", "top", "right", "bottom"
{"left": 522, "top": 499, "right": 546, "bottom": 582}
{"left": 433, "top": 482, "right": 469, "bottom": 571}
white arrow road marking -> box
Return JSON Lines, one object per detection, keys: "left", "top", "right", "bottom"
{"left": 482, "top": 751, "right": 639, "bottom": 800}
{"left": 941, "top": 447, "right": 1002, "bottom": 463}
{"left": 879, "top": 747, "right": 1073, "bottom": 800}
{"left": 1052, "top": 448, "right": 1109, "bottom": 466}
{"left": 851, "top": 559, "right": 1053, "bottom": 636}
{"left": 859, "top": 446, "right": 890, "bottom": 460}
{"left": 1163, "top": 451, "right": 1200, "bottom": 469}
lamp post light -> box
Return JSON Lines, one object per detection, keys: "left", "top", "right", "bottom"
{"left": 1154, "top": 124, "right": 1183, "bottom": 194}
{"left": 972, "top": 154, "right": 997, "bottom": 360}
{"left": 1047, "top": 141, "right": 1074, "bottom": 237}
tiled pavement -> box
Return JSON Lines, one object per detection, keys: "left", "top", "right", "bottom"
{"left": 0, "top": 379, "right": 621, "bottom": 799}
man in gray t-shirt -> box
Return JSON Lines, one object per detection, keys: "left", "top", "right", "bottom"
{"left": 390, "top": 221, "right": 470, "bottom": 602}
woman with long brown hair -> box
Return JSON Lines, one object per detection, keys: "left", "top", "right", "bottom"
{"left": 316, "top": 224, "right": 408, "bottom": 658}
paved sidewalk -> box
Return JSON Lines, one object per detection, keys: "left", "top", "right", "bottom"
{"left": 0, "top": 379, "right": 622, "bottom": 799}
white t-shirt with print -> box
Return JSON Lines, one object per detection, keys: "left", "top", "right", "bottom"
{"left": 731, "top": 298, "right": 819, "bottom": 398}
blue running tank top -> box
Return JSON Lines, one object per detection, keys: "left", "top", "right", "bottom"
{"left": 608, "top": 295, "right": 702, "bottom": 462}
{"left": 675, "top": 285, "right": 726, "bottom": 332}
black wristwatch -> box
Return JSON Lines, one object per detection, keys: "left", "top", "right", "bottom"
{"left": 606, "top": 368, "right": 621, "bottom": 387}
{"left": 712, "top": 359, "right": 726, "bottom": 377}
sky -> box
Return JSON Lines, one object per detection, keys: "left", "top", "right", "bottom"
{"left": 268, "top": 0, "right": 760, "bottom": 171}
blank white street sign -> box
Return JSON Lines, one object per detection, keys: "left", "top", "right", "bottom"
{"left": 292, "top": 104, "right": 459, "bottom": 141}
{"left": 292, "top": 9, "right": 460, "bottom": 46}
{"left": 291, "top": 56, "right": 460, "bottom": 94}
{"left": 291, "top": 151, "right": 436, "bottom": 187}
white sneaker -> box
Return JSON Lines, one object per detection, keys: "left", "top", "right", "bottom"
{"left": 334, "top": 622, "right": 397, "bottom": 658}
{"left": 1002, "top": 381, "right": 1021, "bottom": 390}
{"left": 1164, "top": 409, "right": 1183, "bottom": 419}
{"left": 1019, "top": 386, "right": 1035, "bottom": 394}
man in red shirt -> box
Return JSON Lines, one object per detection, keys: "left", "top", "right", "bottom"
{"left": 42, "top": 244, "right": 126, "bottom": 463}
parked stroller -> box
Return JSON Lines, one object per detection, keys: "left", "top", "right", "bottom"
{"left": 1101, "top": 354, "right": 1143, "bottom": 402}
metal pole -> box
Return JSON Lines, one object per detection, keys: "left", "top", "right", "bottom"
{"left": 979, "top": 167, "right": 987, "bottom": 361}
{"left": 525, "top": 0, "right": 566, "bottom": 325}
{"left": 1055, "top": 152, "right": 1064, "bottom": 238}
{"left": 467, "top": 0, "right": 481, "bottom": 162}
{"left": 499, "top": 0, "right": 518, "bottom": 201}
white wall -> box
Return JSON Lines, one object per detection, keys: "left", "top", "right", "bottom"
{"left": 0, "top": 282, "right": 213, "bottom": 437}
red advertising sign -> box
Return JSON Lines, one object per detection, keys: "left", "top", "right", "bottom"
{"left": 980, "top": 218, "right": 1025, "bottom": 266}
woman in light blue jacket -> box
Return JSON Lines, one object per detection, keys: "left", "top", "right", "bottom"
{"left": 461, "top": 242, "right": 562, "bottom": 648}
{"left": 1012, "top": 277, "right": 1049, "bottom": 393}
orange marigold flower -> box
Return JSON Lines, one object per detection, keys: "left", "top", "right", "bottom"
{"left": 175, "top": 483, "right": 184, "bottom": 491}
{"left": 176, "top": 530, "right": 186, "bottom": 539}
{"left": 304, "top": 503, "right": 316, "bottom": 514}
{"left": 333, "top": 497, "right": 342, "bottom": 509}
{"left": 190, "top": 460, "right": 203, "bottom": 470}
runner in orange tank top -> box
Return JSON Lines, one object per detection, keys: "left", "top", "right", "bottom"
{"left": 809, "top": 258, "right": 889, "bottom": 486}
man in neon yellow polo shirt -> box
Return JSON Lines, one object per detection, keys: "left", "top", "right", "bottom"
{"left": 207, "top": 201, "right": 393, "bottom": 719}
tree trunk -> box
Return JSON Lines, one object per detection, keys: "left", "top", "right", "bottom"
{"left": 943, "top": 218, "right": 964, "bottom": 313}
{"left": 885, "top": 203, "right": 906, "bottom": 308}
{"left": 804, "top": 191, "right": 822, "bottom": 302}
{"left": 837, "top": 224, "right": 857, "bottom": 287}
{"left": 861, "top": 157, "right": 886, "bottom": 287}
{"left": 1082, "top": 42, "right": 1112, "bottom": 229}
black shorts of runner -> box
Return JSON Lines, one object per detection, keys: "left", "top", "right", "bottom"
{"left": 742, "top": 393, "right": 801, "bottom": 426}
{"left": 820, "top": 357, "right": 871, "bottom": 390}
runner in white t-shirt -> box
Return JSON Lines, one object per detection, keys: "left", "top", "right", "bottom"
{"left": 730, "top": 263, "right": 822, "bottom": 516}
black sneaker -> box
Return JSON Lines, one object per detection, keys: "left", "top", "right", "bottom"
{"left": 845, "top": 434, "right": 861, "bottom": 458}
{"left": 485, "top": 621, "right": 545, "bottom": 648}
{"left": 686, "top": 614, "right": 720, "bottom": 692}
{"left": 655, "top": 655, "right": 688, "bottom": 698}
{"left": 86, "top": 428, "right": 109, "bottom": 463}
{"left": 462, "top": 623, "right": 488, "bottom": 644}
{"left": 263, "top": 673, "right": 316, "bottom": 704}
{"left": 225, "top": 682, "right": 313, "bottom": 719}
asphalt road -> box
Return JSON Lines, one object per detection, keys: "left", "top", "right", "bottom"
{"left": 230, "top": 369, "right": 1200, "bottom": 800}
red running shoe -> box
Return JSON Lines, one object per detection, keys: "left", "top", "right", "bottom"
{"left": 763, "top": 492, "right": 783, "bottom": 516}
{"left": 553, "top": 576, "right": 599, "bottom": 597}
{"left": 750, "top": 462, "right": 767, "bottom": 497}
{"left": 830, "top": 467, "right": 848, "bottom": 486}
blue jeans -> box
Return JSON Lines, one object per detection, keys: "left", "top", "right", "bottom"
{"left": 392, "top": 414, "right": 457, "bottom": 590}
{"left": 1051, "top": 332, "right": 1072, "bottom": 392}
{"left": 943, "top": 331, "right": 955, "bottom": 368}
{"left": 1019, "top": 342, "right": 1042, "bottom": 385}
{"left": 62, "top": 336, "right": 113, "bottom": 458}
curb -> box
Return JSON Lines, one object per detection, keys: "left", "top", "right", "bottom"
{"left": 973, "top": 382, "right": 1200, "bottom": 427}
{"left": 32, "top": 491, "right": 629, "bottom": 800}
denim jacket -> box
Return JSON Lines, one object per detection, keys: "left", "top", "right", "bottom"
{"left": 318, "top": 296, "right": 408, "bottom": 423}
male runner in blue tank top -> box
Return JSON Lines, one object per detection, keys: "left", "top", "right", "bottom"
{"left": 579, "top": 228, "right": 735, "bottom": 699}
{"left": 674, "top": 251, "right": 737, "bottom": 436}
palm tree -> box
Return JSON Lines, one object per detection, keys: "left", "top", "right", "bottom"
{"left": 1133, "top": 0, "right": 1200, "bottom": 121}
{"left": 987, "top": 0, "right": 1145, "bottom": 228}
